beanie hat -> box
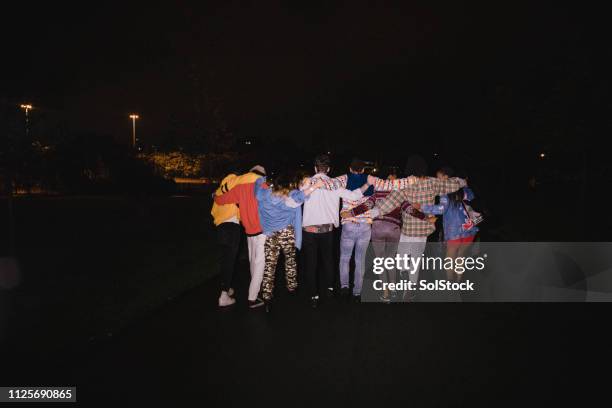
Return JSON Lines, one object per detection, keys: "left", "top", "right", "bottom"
{"left": 249, "top": 165, "right": 266, "bottom": 176}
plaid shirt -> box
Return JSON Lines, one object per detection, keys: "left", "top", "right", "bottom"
{"left": 324, "top": 175, "right": 414, "bottom": 224}
{"left": 374, "top": 177, "right": 467, "bottom": 237}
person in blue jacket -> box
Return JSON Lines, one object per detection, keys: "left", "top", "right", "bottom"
{"left": 254, "top": 175, "right": 323, "bottom": 307}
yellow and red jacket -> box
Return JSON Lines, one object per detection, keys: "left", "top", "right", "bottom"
{"left": 211, "top": 172, "right": 262, "bottom": 226}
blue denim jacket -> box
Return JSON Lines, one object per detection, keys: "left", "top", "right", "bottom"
{"left": 421, "top": 187, "right": 478, "bottom": 241}
{"left": 254, "top": 177, "right": 304, "bottom": 249}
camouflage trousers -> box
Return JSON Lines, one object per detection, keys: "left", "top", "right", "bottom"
{"left": 262, "top": 226, "right": 298, "bottom": 301}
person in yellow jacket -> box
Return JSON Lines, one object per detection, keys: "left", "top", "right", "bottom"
{"left": 212, "top": 168, "right": 264, "bottom": 307}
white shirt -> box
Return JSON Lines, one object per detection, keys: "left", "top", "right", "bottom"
{"left": 223, "top": 215, "right": 239, "bottom": 224}
{"left": 302, "top": 173, "right": 364, "bottom": 228}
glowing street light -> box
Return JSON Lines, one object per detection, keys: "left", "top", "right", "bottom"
{"left": 539, "top": 152, "right": 546, "bottom": 159}
{"left": 20, "top": 104, "right": 33, "bottom": 136}
{"left": 129, "top": 114, "right": 139, "bottom": 148}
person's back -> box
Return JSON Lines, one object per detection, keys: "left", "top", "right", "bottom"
{"left": 213, "top": 165, "right": 268, "bottom": 308}
{"left": 420, "top": 186, "right": 478, "bottom": 283}
{"left": 211, "top": 173, "right": 243, "bottom": 307}
{"left": 422, "top": 166, "right": 477, "bottom": 242}
{"left": 334, "top": 159, "right": 375, "bottom": 300}
{"left": 300, "top": 154, "right": 369, "bottom": 307}
{"left": 303, "top": 173, "right": 348, "bottom": 228}
{"left": 211, "top": 172, "right": 260, "bottom": 226}
{"left": 254, "top": 174, "right": 323, "bottom": 309}
{"left": 254, "top": 176, "right": 309, "bottom": 248}
{"left": 214, "top": 171, "right": 264, "bottom": 235}
{"left": 400, "top": 177, "right": 448, "bottom": 236}
{"left": 303, "top": 171, "right": 372, "bottom": 228}
{"left": 369, "top": 155, "right": 467, "bottom": 299}
{"left": 426, "top": 188, "right": 478, "bottom": 242}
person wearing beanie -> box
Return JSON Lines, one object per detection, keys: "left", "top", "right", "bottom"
{"left": 212, "top": 172, "right": 253, "bottom": 307}
{"left": 214, "top": 165, "right": 268, "bottom": 309}
{"left": 249, "top": 165, "right": 266, "bottom": 176}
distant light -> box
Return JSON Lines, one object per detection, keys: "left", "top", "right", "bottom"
{"left": 20, "top": 104, "right": 33, "bottom": 110}
{"left": 539, "top": 153, "right": 546, "bottom": 159}
{"left": 245, "top": 140, "right": 252, "bottom": 145}
{"left": 129, "top": 114, "right": 139, "bottom": 119}
{"left": 327, "top": 151, "right": 331, "bottom": 154}
{"left": 433, "top": 153, "right": 438, "bottom": 156}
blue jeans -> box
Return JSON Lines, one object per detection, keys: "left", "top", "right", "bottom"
{"left": 339, "top": 222, "right": 372, "bottom": 295}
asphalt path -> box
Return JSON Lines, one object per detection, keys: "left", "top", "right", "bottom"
{"left": 3, "top": 257, "right": 609, "bottom": 406}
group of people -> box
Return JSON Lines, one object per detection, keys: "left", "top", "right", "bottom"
{"left": 210, "top": 153, "right": 479, "bottom": 310}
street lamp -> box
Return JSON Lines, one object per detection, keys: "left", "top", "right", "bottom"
{"left": 6, "top": 104, "right": 33, "bottom": 265}
{"left": 20, "top": 104, "right": 33, "bottom": 137}
{"left": 129, "top": 114, "right": 139, "bottom": 148}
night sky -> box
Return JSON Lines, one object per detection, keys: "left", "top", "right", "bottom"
{"left": 4, "top": 2, "right": 609, "bottom": 161}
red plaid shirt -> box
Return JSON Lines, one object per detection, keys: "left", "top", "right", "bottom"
{"left": 374, "top": 177, "right": 467, "bottom": 237}
{"left": 324, "top": 175, "right": 414, "bottom": 224}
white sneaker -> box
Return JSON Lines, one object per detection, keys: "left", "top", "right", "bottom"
{"left": 218, "top": 291, "right": 236, "bottom": 307}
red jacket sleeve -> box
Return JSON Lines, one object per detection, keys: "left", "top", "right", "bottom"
{"left": 351, "top": 195, "right": 376, "bottom": 216}
{"left": 215, "top": 184, "right": 243, "bottom": 205}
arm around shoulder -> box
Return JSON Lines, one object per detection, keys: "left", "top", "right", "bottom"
{"left": 435, "top": 177, "right": 467, "bottom": 195}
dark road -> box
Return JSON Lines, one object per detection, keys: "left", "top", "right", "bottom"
{"left": 4, "top": 261, "right": 610, "bottom": 406}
